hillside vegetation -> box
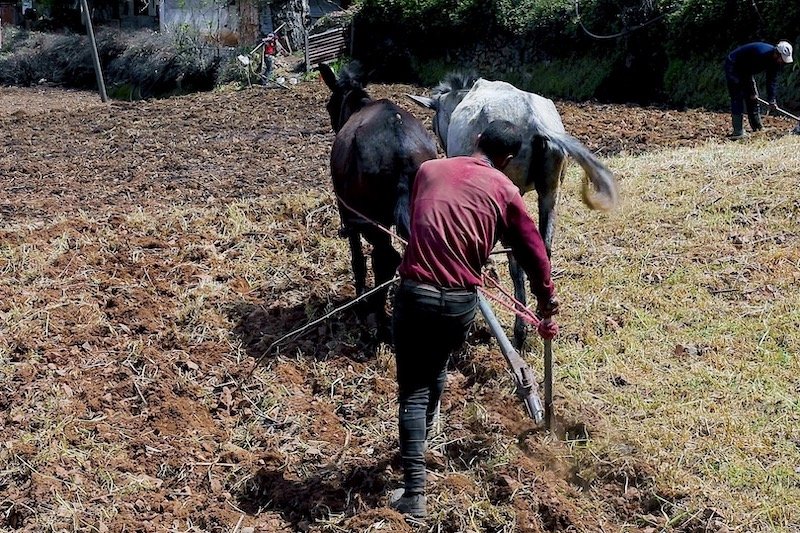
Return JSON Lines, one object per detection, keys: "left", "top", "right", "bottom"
{"left": 2, "top": 1, "right": 797, "bottom": 109}
{"left": 354, "top": 0, "right": 800, "bottom": 109}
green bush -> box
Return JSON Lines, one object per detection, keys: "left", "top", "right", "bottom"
{"left": 663, "top": 58, "right": 728, "bottom": 109}
{"left": 665, "top": 0, "right": 756, "bottom": 59}
{"left": 0, "top": 29, "right": 221, "bottom": 98}
{"left": 105, "top": 30, "right": 219, "bottom": 98}
{"left": 1, "top": 26, "right": 27, "bottom": 54}
{"left": 776, "top": 64, "right": 800, "bottom": 110}
{"left": 352, "top": 0, "right": 800, "bottom": 109}
{"left": 0, "top": 32, "right": 95, "bottom": 86}
{"left": 517, "top": 55, "right": 617, "bottom": 101}
{"left": 410, "top": 57, "right": 465, "bottom": 87}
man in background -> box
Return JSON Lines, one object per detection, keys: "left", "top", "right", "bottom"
{"left": 725, "top": 40, "right": 793, "bottom": 139}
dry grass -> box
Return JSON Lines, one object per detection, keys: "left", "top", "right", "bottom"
{"left": 542, "top": 134, "right": 800, "bottom": 531}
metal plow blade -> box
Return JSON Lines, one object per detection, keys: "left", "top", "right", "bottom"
{"left": 477, "top": 294, "right": 546, "bottom": 425}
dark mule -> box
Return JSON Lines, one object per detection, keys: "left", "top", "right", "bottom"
{"left": 319, "top": 62, "right": 438, "bottom": 334}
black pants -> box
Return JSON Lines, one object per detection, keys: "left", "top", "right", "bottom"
{"left": 392, "top": 280, "right": 477, "bottom": 495}
{"left": 725, "top": 59, "right": 757, "bottom": 116}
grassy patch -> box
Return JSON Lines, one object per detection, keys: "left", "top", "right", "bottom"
{"left": 540, "top": 135, "right": 800, "bottom": 530}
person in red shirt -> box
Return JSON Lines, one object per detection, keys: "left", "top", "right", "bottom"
{"left": 390, "top": 120, "right": 560, "bottom": 518}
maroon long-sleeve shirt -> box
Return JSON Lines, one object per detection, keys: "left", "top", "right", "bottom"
{"left": 398, "top": 156, "right": 555, "bottom": 303}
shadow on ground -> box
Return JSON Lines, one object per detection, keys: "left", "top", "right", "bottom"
{"left": 229, "top": 294, "right": 390, "bottom": 363}
{"left": 236, "top": 459, "right": 394, "bottom": 525}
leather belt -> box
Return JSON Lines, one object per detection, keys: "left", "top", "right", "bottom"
{"left": 400, "top": 278, "right": 476, "bottom": 294}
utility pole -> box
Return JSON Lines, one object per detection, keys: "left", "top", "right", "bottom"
{"left": 80, "top": 0, "right": 108, "bottom": 103}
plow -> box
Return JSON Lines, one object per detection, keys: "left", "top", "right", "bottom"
{"left": 477, "top": 294, "right": 547, "bottom": 425}
{"left": 757, "top": 97, "right": 800, "bottom": 134}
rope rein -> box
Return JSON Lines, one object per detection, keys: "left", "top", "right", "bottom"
{"left": 244, "top": 276, "right": 400, "bottom": 380}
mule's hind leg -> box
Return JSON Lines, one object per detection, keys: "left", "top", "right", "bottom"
{"left": 369, "top": 229, "right": 402, "bottom": 342}
{"left": 348, "top": 230, "right": 367, "bottom": 296}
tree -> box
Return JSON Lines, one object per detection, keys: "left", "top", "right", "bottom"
{"left": 271, "top": 0, "right": 308, "bottom": 50}
{"left": 239, "top": 0, "right": 260, "bottom": 44}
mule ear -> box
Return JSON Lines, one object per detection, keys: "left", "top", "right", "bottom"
{"left": 406, "top": 94, "right": 437, "bottom": 110}
{"left": 318, "top": 63, "right": 338, "bottom": 92}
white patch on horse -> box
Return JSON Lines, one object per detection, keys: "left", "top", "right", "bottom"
{"left": 446, "top": 79, "right": 566, "bottom": 194}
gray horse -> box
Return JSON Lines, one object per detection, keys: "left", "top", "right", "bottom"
{"left": 409, "top": 74, "right": 618, "bottom": 345}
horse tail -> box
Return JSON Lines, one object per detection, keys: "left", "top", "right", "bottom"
{"left": 539, "top": 131, "right": 618, "bottom": 211}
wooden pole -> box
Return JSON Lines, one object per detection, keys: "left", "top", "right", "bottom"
{"left": 80, "top": 0, "right": 108, "bottom": 103}
{"left": 349, "top": 20, "right": 355, "bottom": 57}
{"left": 544, "top": 339, "right": 553, "bottom": 429}
{"left": 304, "top": 27, "right": 310, "bottom": 73}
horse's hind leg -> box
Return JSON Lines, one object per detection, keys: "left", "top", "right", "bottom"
{"left": 510, "top": 141, "right": 566, "bottom": 348}
{"left": 348, "top": 230, "right": 367, "bottom": 296}
{"left": 509, "top": 253, "right": 528, "bottom": 349}
{"left": 533, "top": 138, "right": 567, "bottom": 256}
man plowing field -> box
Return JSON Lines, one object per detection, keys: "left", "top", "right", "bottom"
{"left": 725, "top": 40, "right": 794, "bottom": 139}
{"left": 389, "top": 120, "right": 560, "bottom": 518}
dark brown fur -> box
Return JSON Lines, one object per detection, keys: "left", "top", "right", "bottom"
{"left": 320, "top": 62, "right": 437, "bottom": 335}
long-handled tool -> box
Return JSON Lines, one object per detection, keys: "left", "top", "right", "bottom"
{"left": 477, "top": 294, "right": 546, "bottom": 425}
{"left": 756, "top": 97, "right": 800, "bottom": 134}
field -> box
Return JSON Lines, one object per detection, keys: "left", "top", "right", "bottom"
{"left": 1, "top": 81, "right": 798, "bottom": 532}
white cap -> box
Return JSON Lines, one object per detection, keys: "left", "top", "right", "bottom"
{"left": 777, "top": 41, "right": 793, "bottom": 63}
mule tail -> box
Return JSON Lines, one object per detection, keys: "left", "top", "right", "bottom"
{"left": 393, "top": 167, "right": 413, "bottom": 241}
{"left": 539, "top": 132, "right": 618, "bottom": 211}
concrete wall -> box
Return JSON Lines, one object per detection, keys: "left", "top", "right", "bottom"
{"left": 160, "top": 0, "right": 238, "bottom": 35}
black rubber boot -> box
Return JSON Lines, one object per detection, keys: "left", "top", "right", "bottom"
{"left": 747, "top": 111, "right": 763, "bottom": 132}
{"left": 728, "top": 114, "right": 745, "bottom": 139}
{"left": 389, "top": 489, "right": 427, "bottom": 518}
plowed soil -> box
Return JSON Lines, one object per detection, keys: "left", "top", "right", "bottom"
{"left": 0, "top": 82, "right": 790, "bottom": 532}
